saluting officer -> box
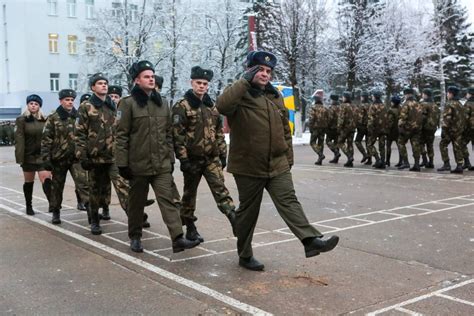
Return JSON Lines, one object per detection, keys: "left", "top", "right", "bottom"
{"left": 115, "top": 60, "right": 200, "bottom": 253}
{"left": 41, "top": 89, "right": 89, "bottom": 224}
{"left": 172, "top": 66, "right": 236, "bottom": 242}
{"left": 217, "top": 51, "right": 339, "bottom": 271}
{"left": 15, "top": 95, "right": 52, "bottom": 215}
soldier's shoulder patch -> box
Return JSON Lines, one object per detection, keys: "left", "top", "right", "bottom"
{"left": 116, "top": 110, "right": 122, "bottom": 120}
{"left": 173, "top": 114, "right": 181, "bottom": 124}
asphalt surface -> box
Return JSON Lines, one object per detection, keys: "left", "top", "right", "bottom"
{"left": 0, "top": 139, "right": 473, "bottom": 315}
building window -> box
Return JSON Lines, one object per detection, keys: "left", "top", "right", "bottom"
{"left": 50, "top": 73, "right": 60, "bottom": 92}
{"left": 86, "top": 36, "right": 95, "bottom": 55}
{"left": 69, "top": 74, "right": 78, "bottom": 90}
{"left": 47, "top": 0, "right": 57, "bottom": 16}
{"left": 85, "top": 0, "right": 94, "bottom": 19}
{"left": 68, "top": 35, "right": 77, "bottom": 54}
{"left": 112, "top": 2, "right": 122, "bottom": 18}
{"left": 48, "top": 33, "right": 59, "bottom": 53}
{"left": 67, "top": 0, "right": 76, "bottom": 17}
{"left": 130, "top": 4, "right": 138, "bottom": 22}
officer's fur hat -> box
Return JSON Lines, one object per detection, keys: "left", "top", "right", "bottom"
{"left": 422, "top": 88, "right": 432, "bottom": 96}
{"left": 372, "top": 90, "right": 383, "bottom": 99}
{"left": 108, "top": 85, "right": 123, "bottom": 97}
{"left": 447, "top": 85, "right": 460, "bottom": 96}
{"left": 329, "top": 94, "right": 339, "bottom": 101}
{"left": 26, "top": 94, "right": 43, "bottom": 107}
{"left": 58, "top": 89, "right": 77, "bottom": 100}
{"left": 154, "top": 75, "right": 164, "bottom": 89}
{"left": 391, "top": 95, "right": 401, "bottom": 105}
{"left": 361, "top": 91, "right": 369, "bottom": 97}
{"left": 80, "top": 94, "right": 91, "bottom": 103}
{"left": 129, "top": 60, "right": 155, "bottom": 80}
{"left": 190, "top": 66, "right": 213, "bottom": 81}
{"left": 342, "top": 91, "right": 352, "bottom": 101}
{"left": 246, "top": 50, "right": 277, "bottom": 69}
{"left": 403, "top": 87, "right": 414, "bottom": 95}
{"left": 89, "top": 73, "right": 108, "bottom": 88}
{"left": 467, "top": 87, "right": 474, "bottom": 95}
{"left": 313, "top": 96, "right": 323, "bottom": 104}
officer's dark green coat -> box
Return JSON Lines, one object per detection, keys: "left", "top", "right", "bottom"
{"left": 15, "top": 114, "right": 47, "bottom": 165}
{"left": 216, "top": 79, "right": 293, "bottom": 178}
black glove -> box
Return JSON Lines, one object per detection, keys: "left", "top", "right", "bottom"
{"left": 180, "top": 159, "right": 193, "bottom": 173}
{"left": 242, "top": 65, "right": 261, "bottom": 83}
{"left": 220, "top": 155, "right": 227, "bottom": 169}
{"left": 80, "top": 159, "right": 94, "bottom": 171}
{"left": 43, "top": 161, "right": 53, "bottom": 171}
{"left": 118, "top": 166, "right": 133, "bottom": 180}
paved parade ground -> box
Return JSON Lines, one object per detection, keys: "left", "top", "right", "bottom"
{"left": 1, "top": 140, "right": 473, "bottom": 315}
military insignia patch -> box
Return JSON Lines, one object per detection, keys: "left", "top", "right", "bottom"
{"left": 265, "top": 56, "right": 270, "bottom": 62}
{"left": 116, "top": 110, "right": 122, "bottom": 120}
{"left": 173, "top": 114, "right": 181, "bottom": 124}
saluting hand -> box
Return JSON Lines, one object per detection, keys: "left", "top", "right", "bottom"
{"left": 242, "top": 65, "right": 261, "bottom": 83}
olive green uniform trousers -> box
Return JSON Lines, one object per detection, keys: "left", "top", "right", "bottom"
{"left": 233, "top": 170, "right": 322, "bottom": 259}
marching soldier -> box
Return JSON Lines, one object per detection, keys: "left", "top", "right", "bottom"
{"left": 398, "top": 88, "right": 423, "bottom": 171}
{"left": 356, "top": 91, "right": 371, "bottom": 164}
{"left": 308, "top": 95, "right": 328, "bottom": 165}
{"left": 462, "top": 88, "right": 474, "bottom": 170}
{"left": 75, "top": 73, "right": 116, "bottom": 235}
{"left": 326, "top": 94, "right": 341, "bottom": 163}
{"left": 337, "top": 92, "right": 357, "bottom": 167}
{"left": 420, "top": 88, "right": 440, "bottom": 169}
{"left": 15, "top": 95, "right": 52, "bottom": 215}
{"left": 367, "top": 90, "right": 388, "bottom": 169}
{"left": 172, "top": 66, "right": 236, "bottom": 242}
{"left": 41, "top": 89, "right": 89, "bottom": 224}
{"left": 217, "top": 51, "right": 339, "bottom": 271}
{"left": 116, "top": 60, "right": 200, "bottom": 253}
{"left": 438, "top": 86, "right": 465, "bottom": 173}
{"left": 386, "top": 95, "right": 401, "bottom": 167}
{"left": 74, "top": 93, "right": 91, "bottom": 212}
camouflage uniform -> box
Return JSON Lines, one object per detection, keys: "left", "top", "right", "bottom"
{"left": 326, "top": 101, "right": 340, "bottom": 162}
{"left": 386, "top": 105, "right": 400, "bottom": 166}
{"left": 398, "top": 96, "right": 423, "bottom": 168}
{"left": 75, "top": 94, "right": 116, "bottom": 230}
{"left": 439, "top": 99, "right": 465, "bottom": 165}
{"left": 355, "top": 100, "right": 370, "bottom": 161}
{"left": 308, "top": 101, "right": 328, "bottom": 164}
{"left": 337, "top": 101, "right": 357, "bottom": 166}
{"left": 172, "top": 90, "right": 235, "bottom": 226}
{"left": 367, "top": 99, "right": 388, "bottom": 167}
{"left": 461, "top": 97, "right": 474, "bottom": 168}
{"left": 420, "top": 100, "right": 441, "bottom": 167}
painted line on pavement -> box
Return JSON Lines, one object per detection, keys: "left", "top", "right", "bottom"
{"left": 0, "top": 203, "right": 272, "bottom": 316}
{"left": 368, "top": 278, "right": 474, "bottom": 315}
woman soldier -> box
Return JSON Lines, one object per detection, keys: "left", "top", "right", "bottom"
{"left": 14, "top": 95, "right": 52, "bottom": 215}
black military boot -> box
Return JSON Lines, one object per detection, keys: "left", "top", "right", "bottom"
{"left": 364, "top": 157, "right": 373, "bottom": 165}
{"left": 142, "top": 212, "right": 151, "bottom": 228}
{"left": 90, "top": 210, "right": 102, "bottom": 235}
{"left": 329, "top": 152, "right": 340, "bottom": 163}
{"left": 420, "top": 154, "right": 428, "bottom": 168}
{"left": 23, "top": 182, "right": 34, "bottom": 216}
{"left": 42, "top": 178, "right": 52, "bottom": 204}
{"left": 303, "top": 235, "right": 339, "bottom": 258}
{"left": 425, "top": 157, "right": 435, "bottom": 169}
{"left": 75, "top": 190, "right": 86, "bottom": 211}
{"left": 398, "top": 159, "right": 410, "bottom": 170}
{"left": 450, "top": 163, "right": 463, "bottom": 174}
{"left": 51, "top": 209, "right": 61, "bottom": 225}
{"left": 373, "top": 159, "right": 386, "bottom": 169}
{"left": 226, "top": 209, "right": 237, "bottom": 237}
{"left": 184, "top": 218, "right": 204, "bottom": 242}
{"left": 462, "top": 158, "right": 472, "bottom": 170}
{"left": 343, "top": 157, "right": 354, "bottom": 167}
{"left": 386, "top": 152, "right": 391, "bottom": 167}
{"left": 130, "top": 239, "right": 143, "bottom": 253}
{"left": 409, "top": 159, "right": 421, "bottom": 172}
{"left": 239, "top": 256, "right": 265, "bottom": 271}
{"left": 315, "top": 154, "right": 325, "bottom": 165}
{"left": 172, "top": 234, "right": 200, "bottom": 253}
{"left": 437, "top": 161, "right": 451, "bottom": 172}
{"left": 101, "top": 205, "right": 111, "bottom": 221}
{"left": 145, "top": 199, "right": 155, "bottom": 207}
{"left": 394, "top": 155, "right": 403, "bottom": 167}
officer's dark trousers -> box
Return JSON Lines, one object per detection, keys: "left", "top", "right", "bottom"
{"left": 233, "top": 170, "right": 322, "bottom": 259}
{"left": 128, "top": 173, "right": 183, "bottom": 241}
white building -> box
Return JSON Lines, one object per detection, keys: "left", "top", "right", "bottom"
{"left": 0, "top": 0, "right": 254, "bottom": 117}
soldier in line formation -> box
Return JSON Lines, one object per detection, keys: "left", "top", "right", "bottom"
{"left": 308, "top": 86, "right": 474, "bottom": 174}
{"left": 0, "top": 121, "right": 15, "bottom": 145}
